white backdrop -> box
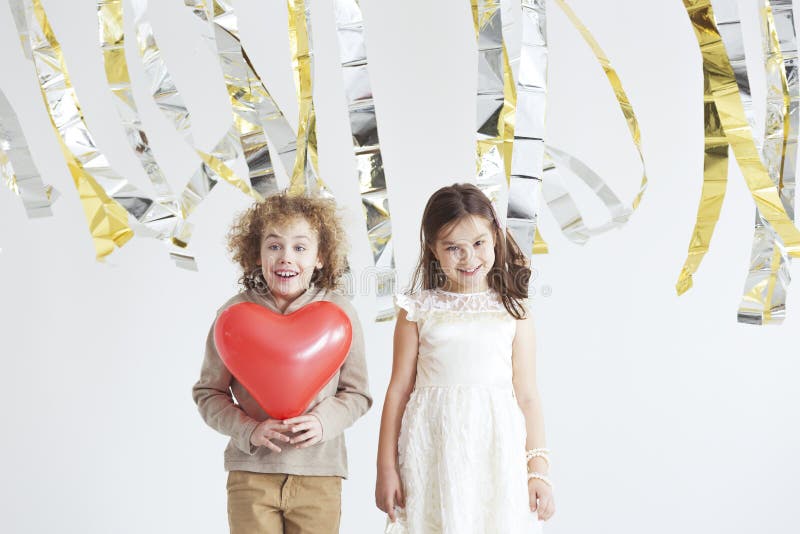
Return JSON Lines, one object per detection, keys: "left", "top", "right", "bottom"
{"left": 2, "top": 0, "right": 800, "bottom": 533}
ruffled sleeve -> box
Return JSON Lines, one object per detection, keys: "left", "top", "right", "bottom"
{"left": 394, "top": 292, "right": 419, "bottom": 322}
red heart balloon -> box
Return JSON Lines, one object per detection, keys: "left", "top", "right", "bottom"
{"left": 214, "top": 300, "right": 352, "bottom": 420}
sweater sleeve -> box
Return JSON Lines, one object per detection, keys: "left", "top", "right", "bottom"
{"left": 192, "top": 319, "right": 260, "bottom": 455}
{"left": 310, "top": 297, "right": 373, "bottom": 442}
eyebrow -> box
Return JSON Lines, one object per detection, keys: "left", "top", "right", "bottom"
{"left": 264, "top": 234, "right": 313, "bottom": 240}
{"left": 441, "top": 233, "right": 489, "bottom": 245}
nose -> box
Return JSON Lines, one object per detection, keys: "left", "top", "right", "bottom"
{"left": 456, "top": 245, "right": 474, "bottom": 263}
{"left": 278, "top": 249, "right": 295, "bottom": 264}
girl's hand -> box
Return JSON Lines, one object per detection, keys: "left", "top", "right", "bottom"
{"left": 375, "top": 467, "right": 405, "bottom": 522}
{"left": 528, "top": 478, "right": 555, "bottom": 521}
{"left": 283, "top": 414, "right": 323, "bottom": 448}
{"left": 250, "top": 419, "right": 292, "bottom": 452}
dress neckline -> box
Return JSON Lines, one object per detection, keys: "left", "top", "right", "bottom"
{"left": 435, "top": 287, "right": 491, "bottom": 296}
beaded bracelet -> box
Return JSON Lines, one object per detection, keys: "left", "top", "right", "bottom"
{"left": 525, "top": 448, "right": 551, "bottom": 466}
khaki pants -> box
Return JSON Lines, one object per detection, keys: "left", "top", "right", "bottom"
{"left": 227, "top": 471, "right": 342, "bottom": 534}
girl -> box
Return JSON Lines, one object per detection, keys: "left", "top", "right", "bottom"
{"left": 193, "top": 192, "right": 372, "bottom": 534}
{"left": 376, "top": 183, "right": 555, "bottom": 533}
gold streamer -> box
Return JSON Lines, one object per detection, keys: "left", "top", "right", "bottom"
{"left": 287, "top": 0, "right": 324, "bottom": 196}
{"left": 179, "top": 0, "right": 278, "bottom": 198}
{"left": 12, "top": 0, "right": 136, "bottom": 259}
{"left": 683, "top": 0, "right": 800, "bottom": 259}
{"left": 183, "top": 0, "right": 329, "bottom": 197}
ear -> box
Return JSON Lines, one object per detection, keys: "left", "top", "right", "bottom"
{"left": 315, "top": 255, "right": 324, "bottom": 270}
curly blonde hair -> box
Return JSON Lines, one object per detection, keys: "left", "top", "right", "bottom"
{"left": 227, "top": 192, "right": 349, "bottom": 291}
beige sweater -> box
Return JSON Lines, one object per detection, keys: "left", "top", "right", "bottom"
{"left": 192, "top": 286, "right": 372, "bottom": 478}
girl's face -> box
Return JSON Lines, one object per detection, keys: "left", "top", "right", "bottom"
{"left": 258, "top": 217, "right": 323, "bottom": 304}
{"left": 432, "top": 214, "right": 496, "bottom": 293}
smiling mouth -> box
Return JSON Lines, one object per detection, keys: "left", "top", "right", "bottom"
{"left": 457, "top": 266, "right": 481, "bottom": 275}
{"left": 274, "top": 270, "right": 299, "bottom": 279}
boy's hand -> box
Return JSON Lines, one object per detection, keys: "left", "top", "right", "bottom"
{"left": 283, "top": 414, "right": 323, "bottom": 448}
{"left": 375, "top": 466, "right": 405, "bottom": 522}
{"left": 250, "top": 419, "right": 292, "bottom": 452}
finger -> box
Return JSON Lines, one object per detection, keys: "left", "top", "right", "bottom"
{"left": 539, "top": 498, "right": 552, "bottom": 519}
{"left": 282, "top": 415, "right": 314, "bottom": 425}
{"left": 289, "top": 422, "right": 314, "bottom": 434}
{"left": 266, "top": 419, "right": 290, "bottom": 428}
{"left": 396, "top": 486, "right": 405, "bottom": 508}
{"left": 268, "top": 431, "right": 292, "bottom": 443}
{"left": 387, "top": 500, "right": 396, "bottom": 522}
{"left": 290, "top": 429, "right": 319, "bottom": 444}
{"left": 263, "top": 439, "right": 282, "bottom": 453}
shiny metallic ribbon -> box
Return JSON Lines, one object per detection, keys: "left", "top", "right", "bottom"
{"left": 126, "top": 0, "right": 273, "bottom": 268}
{"left": 500, "top": 0, "right": 647, "bottom": 256}
{"left": 333, "top": 0, "right": 396, "bottom": 319}
{"left": 733, "top": 0, "right": 796, "bottom": 324}
{"left": 683, "top": 1, "right": 800, "bottom": 265}
{"left": 179, "top": 0, "right": 278, "bottom": 199}
{"left": 183, "top": 0, "right": 329, "bottom": 197}
{"left": 287, "top": 0, "right": 327, "bottom": 196}
{"left": 472, "top": 0, "right": 515, "bottom": 221}
{"left": 0, "top": 87, "right": 57, "bottom": 217}
{"left": 98, "top": 0, "right": 199, "bottom": 268}
{"left": 506, "top": 0, "right": 546, "bottom": 258}
{"left": 543, "top": 0, "right": 648, "bottom": 247}
{"left": 541, "top": 144, "right": 631, "bottom": 245}
{"left": 12, "top": 0, "right": 141, "bottom": 258}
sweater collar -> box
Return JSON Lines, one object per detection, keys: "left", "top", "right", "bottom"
{"left": 247, "top": 284, "right": 326, "bottom": 315}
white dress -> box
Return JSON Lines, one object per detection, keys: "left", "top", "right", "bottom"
{"left": 385, "top": 288, "right": 542, "bottom": 534}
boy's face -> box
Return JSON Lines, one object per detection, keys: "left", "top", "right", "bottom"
{"left": 259, "top": 217, "right": 324, "bottom": 304}
{"left": 432, "top": 214, "right": 496, "bottom": 293}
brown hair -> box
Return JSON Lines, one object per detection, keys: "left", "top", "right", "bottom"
{"left": 227, "top": 192, "right": 349, "bottom": 291}
{"left": 409, "top": 183, "right": 530, "bottom": 319}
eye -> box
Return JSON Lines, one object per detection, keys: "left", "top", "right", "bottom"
{"left": 294, "top": 245, "right": 306, "bottom": 252}
{"left": 446, "top": 245, "right": 459, "bottom": 252}
{"left": 268, "top": 244, "right": 280, "bottom": 251}
{"left": 474, "top": 240, "right": 483, "bottom": 247}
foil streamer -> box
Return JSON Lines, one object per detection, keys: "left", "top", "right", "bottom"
{"left": 506, "top": 0, "right": 546, "bottom": 259}
{"left": 683, "top": 0, "right": 800, "bottom": 259}
{"left": 98, "top": 0, "right": 196, "bottom": 265}
{"left": 501, "top": 0, "right": 648, "bottom": 256}
{"left": 736, "top": 0, "right": 796, "bottom": 324}
{"left": 0, "top": 87, "right": 57, "bottom": 217}
{"left": 183, "top": 0, "right": 328, "bottom": 197}
{"left": 541, "top": 144, "right": 631, "bottom": 245}
{"left": 333, "top": 0, "right": 396, "bottom": 320}
{"left": 129, "top": 0, "right": 275, "bottom": 268}
{"left": 545, "top": 0, "right": 648, "bottom": 242}
{"left": 287, "top": 0, "right": 327, "bottom": 196}
{"left": 177, "top": 0, "right": 278, "bottom": 198}
{"left": 12, "top": 0, "right": 144, "bottom": 258}
{"left": 472, "top": 0, "right": 515, "bottom": 221}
